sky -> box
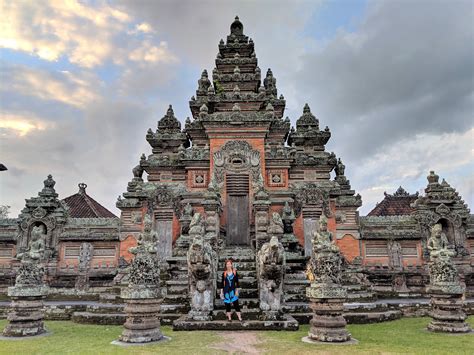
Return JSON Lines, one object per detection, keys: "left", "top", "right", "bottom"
{"left": 0, "top": 0, "right": 473, "bottom": 217}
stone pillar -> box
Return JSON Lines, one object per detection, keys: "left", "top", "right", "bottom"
{"left": 3, "top": 285, "right": 48, "bottom": 337}
{"left": 306, "top": 285, "right": 351, "bottom": 342}
{"left": 119, "top": 286, "right": 164, "bottom": 343}
{"left": 253, "top": 200, "right": 270, "bottom": 249}
{"left": 427, "top": 285, "right": 471, "bottom": 333}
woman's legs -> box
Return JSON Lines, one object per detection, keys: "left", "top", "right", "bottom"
{"left": 234, "top": 300, "right": 242, "bottom": 321}
{"left": 225, "top": 302, "right": 232, "bottom": 321}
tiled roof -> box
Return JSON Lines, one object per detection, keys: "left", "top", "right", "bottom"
{"left": 367, "top": 186, "right": 418, "bottom": 217}
{"left": 62, "top": 183, "right": 117, "bottom": 218}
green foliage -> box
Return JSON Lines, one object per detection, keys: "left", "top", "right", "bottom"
{"left": 213, "top": 80, "right": 224, "bottom": 95}
{"left": 0, "top": 317, "right": 472, "bottom": 354}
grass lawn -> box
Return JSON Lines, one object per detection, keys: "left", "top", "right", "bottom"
{"left": 0, "top": 317, "right": 472, "bottom": 354}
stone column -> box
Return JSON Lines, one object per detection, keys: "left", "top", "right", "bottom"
{"left": 427, "top": 285, "right": 470, "bottom": 333}
{"left": 119, "top": 286, "right": 164, "bottom": 343}
{"left": 253, "top": 199, "right": 270, "bottom": 249}
{"left": 2, "top": 261, "right": 49, "bottom": 337}
{"left": 306, "top": 284, "right": 351, "bottom": 342}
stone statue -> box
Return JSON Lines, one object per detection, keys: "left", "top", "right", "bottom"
{"left": 313, "top": 216, "right": 338, "bottom": 254}
{"left": 427, "top": 224, "right": 454, "bottom": 260}
{"left": 257, "top": 236, "right": 285, "bottom": 315}
{"left": 76, "top": 242, "right": 93, "bottom": 291}
{"left": 388, "top": 239, "right": 402, "bottom": 269}
{"left": 132, "top": 162, "right": 144, "bottom": 181}
{"left": 335, "top": 158, "right": 345, "bottom": 176}
{"left": 198, "top": 69, "right": 211, "bottom": 92}
{"left": 189, "top": 212, "right": 205, "bottom": 237}
{"left": 309, "top": 216, "right": 342, "bottom": 285}
{"left": 427, "top": 224, "right": 457, "bottom": 286}
{"left": 282, "top": 201, "right": 295, "bottom": 233}
{"left": 130, "top": 214, "right": 158, "bottom": 256}
{"left": 187, "top": 235, "right": 216, "bottom": 320}
{"left": 268, "top": 212, "right": 284, "bottom": 235}
{"left": 17, "top": 224, "right": 46, "bottom": 262}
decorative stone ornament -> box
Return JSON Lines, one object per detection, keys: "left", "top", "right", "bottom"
{"left": 426, "top": 224, "right": 471, "bottom": 333}
{"left": 303, "top": 216, "right": 356, "bottom": 344}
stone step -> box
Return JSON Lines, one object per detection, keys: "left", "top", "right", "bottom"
{"left": 215, "top": 288, "right": 258, "bottom": 298}
{"left": 290, "top": 313, "right": 313, "bottom": 324}
{"left": 284, "top": 273, "right": 308, "bottom": 281}
{"left": 160, "top": 303, "right": 188, "bottom": 313}
{"left": 215, "top": 298, "right": 259, "bottom": 310}
{"left": 85, "top": 303, "right": 124, "bottom": 314}
{"left": 167, "top": 285, "right": 188, "bottom": 295}
{"left": 164, "top": 294, "right": 188, "bottom": 303}
{"left": 218, "top": 261, "right": 256, "bottom": 270}
{"left": 71, "top": 311, "right": 125, "bottom": 325}
{"left": 219, "top": 254, "right": 255, "bottom": 262}
{"left": 212, "top": 308, "right": 261, "bottom": 320}
{"left": 160, "top": 313, "right": 182, "bottom": 325}
{"left": 217, "top": 277, "right": 257, "bottom": 289}
{"left": 284, "top": 293, "right": 308, "bottom": 303}
{"left": 173, "top": 315, "right": 299, "bottom": 331}
{"left": 345, "top": 310, "right": 402, "bottom": 324}
{"left": 282, "top": 302, "right": 311, "bottom": 313}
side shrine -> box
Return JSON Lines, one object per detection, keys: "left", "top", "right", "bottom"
{"left": 0, "top": 17, "right": 473, "bottom": 333}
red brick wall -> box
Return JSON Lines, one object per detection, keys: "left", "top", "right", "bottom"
{"left": 120, "top": 235, "right": 137, "bottom": 262}
{"left": 293, "top": 214, "right": 305, "bottom": 246}
{"left": 336, "top": 234, "right": 360, "bottom": 262}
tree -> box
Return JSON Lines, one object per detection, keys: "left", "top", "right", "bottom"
{"left": 0, "top": 205, "right": 10, "bottom": 219}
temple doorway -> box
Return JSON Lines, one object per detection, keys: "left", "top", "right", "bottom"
{"left": 226, "top": 174, "right": 249, "bottom": 245}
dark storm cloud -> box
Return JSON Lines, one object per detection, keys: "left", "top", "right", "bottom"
{"left": 295, "top": 0, "right": 473, "bottom": 163}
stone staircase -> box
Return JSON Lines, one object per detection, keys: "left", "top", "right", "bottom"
{"left": 160, "top": 256, "right": 190, "bottom": 325}
{"left": 173, "top": 245, "right": 299, "bottom": 330}
{"left": 282, "top": 254, "right": 312, "bottom": 323}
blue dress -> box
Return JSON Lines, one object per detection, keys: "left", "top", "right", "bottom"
{"left": 222, "top": 270, "right": 239, "bottom": 303}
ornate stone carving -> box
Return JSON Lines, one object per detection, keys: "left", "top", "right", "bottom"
{"left": 292, "top": 183, "right": 331, "bottom": 218}
{"left": 268, "top": 212, "right": 284, "bottom": 235}
{"left": 388, "top": 239, "right": 402, "bottom": 269}
{"left": 187, "top": 235, "right": 217, "bottom": 321}
{"left": 75, "top": 242, "right": 93, "bottom": 291}
{"left": 257, "top": 236, "right": 285, "bottom": 317}
{"left": 212, "top": 140, "right": 261, "bottom": 187}
{"left": 427, "top": 224, "right": 458, "bottom": 288}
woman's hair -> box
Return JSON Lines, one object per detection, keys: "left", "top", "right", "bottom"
{"left": 225, "top": 259, "right": 233, "bottom": 269}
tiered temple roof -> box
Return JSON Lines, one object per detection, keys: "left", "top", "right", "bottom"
{"left": 62, "top": 183, "right": 117, "bottom": 218}
{"left": 367, "top": 187, "right": 418, "bottom": 216}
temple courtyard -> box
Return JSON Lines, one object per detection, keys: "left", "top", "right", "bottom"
{"left": 0, "top": 317, "right": 473, "bottom": 354}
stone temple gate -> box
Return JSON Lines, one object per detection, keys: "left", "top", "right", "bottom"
{"left": 0, "top": 16, "right": 473, "bottom": 330}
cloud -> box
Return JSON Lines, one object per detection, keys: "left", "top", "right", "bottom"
{"left": 0, "top": 0, "right": 176, "bottom": 68}
{"left": 0, "top": 112, "right": 54, "bottom": 136}
{"left": 355, "top": 128, "right": 474, "bottom": 214}
{"left": 1, "top": 64, "right": 100, "bottom": 108}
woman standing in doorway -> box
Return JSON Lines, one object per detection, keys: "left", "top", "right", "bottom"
{"left": 220, "top": 259, "right": 243, "bottom": 322}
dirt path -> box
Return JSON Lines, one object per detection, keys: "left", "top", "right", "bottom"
{"left": 210, "top": 331, "right": 263, "bottom": 354}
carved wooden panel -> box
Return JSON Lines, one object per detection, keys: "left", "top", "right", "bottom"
{"left": 400, "top": 241, "right": 418, "bottom": 257}
{"left": 303, "top": 218, "right": 317, "bottom": 257}
{"left": 0, "top": 246, "right": 13, "bottom": 258}
{"left": 226, "top": 173, "right": 249, "bottom": 245}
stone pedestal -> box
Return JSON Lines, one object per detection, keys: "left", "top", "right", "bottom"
{"left": 427, "top": 284, "right": 471, "bottom": 333}
{"left": 119, "top": 287, "right": 164, "bottom": 343}
{"left": 306, "top": 284, "right": 352, "bottom": 343}
{"left": 3, "top": 285, "right": 49, "bottom": 337}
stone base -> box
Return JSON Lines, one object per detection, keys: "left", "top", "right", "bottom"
{"left": 188, "top": 310, "right": 212, "bottom": 321}
{"left": 0, "top": 331, "right": 51, "bottom": 340}
{"left": 119, "top": 297, "right": 163, "bottom": 344}
{"left": 427, "top": 291, "right": 471, "bottom": 333}
{"left": 302, "top": 336, "right": 358, "bottom": 345}
{"left": 308, "top": 297, "right": 352, "bottom": 343}
{"left": 2, "top": 293, "right": 47, "bottom": 337}
{"left": 173, "top": 314, "right": 299, "bottom": 331}
{"left": 111, "top": 336, "right": 171, "bottom": 347}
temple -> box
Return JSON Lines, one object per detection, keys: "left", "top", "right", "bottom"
{"left": 1, "top": 17, "right": 473, "bottom": 327}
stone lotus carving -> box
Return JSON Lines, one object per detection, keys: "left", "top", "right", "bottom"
{"left": 187, "top": 235, "right": 216, "bottom": 320}
{"left": 257, "top": 236, "right": 285, "bottom": 313}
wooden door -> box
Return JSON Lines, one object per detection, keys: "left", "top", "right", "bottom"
{"left": 226, "top": 174, "right": 249, "bottom": 245}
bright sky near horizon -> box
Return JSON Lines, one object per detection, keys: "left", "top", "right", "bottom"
{"left": 1, "top": 0, "right": 473, "bottom": 217}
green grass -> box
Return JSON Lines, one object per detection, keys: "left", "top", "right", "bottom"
{"left": 0, "top": 317, "right": 472, "bottom": 354}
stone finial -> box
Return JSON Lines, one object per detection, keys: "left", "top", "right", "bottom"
{"left": 232, "top": 103, "right": 241, "bottom": 112}
{"left": 40, "top": 174, "right": 58, "bottom": 197}
{"left": 427, "top": 170, "right": 439, "bottom": 185}
{"left": 140, "top": 153, "right": 146, "bottom": 162}
{"left": 78, "top": 183, "right": 87, "bottom": 195}
{"left": 44, "top": 174, "right": 55, "bottom": 189}
{"left": 199, "top": 104, "right": 208, "bottom": 113}
{"left": 230, "top": 16, "right": 243, "bottom": 35}
{"left": 303, "top": 103, "right": 311, "bottom": 114}
{"left": 266, "top": 103, "right": 274, "bottom": 112}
